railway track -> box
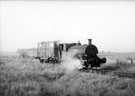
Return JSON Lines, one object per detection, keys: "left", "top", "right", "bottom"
{"left": 113, "top": 71, "right": 135, "bottom": 78}
{"left": 79, "top": 68, "right": 135, "bottom": 79}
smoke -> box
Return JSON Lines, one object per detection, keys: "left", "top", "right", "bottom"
{"left": 60, "top": 50, "right": 82, "bottom": 72}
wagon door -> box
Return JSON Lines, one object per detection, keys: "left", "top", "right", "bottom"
{"left": 54, "top": 41, "right": 60, "bottom": 61}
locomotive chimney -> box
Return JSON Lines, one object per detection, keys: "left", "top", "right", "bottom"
{"left": 88, "top": 39, "right": 92, "bottom": 45}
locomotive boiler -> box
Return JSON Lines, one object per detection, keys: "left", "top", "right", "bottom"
{"left": 68, "top": 39, "right": 106, "bottom": 69}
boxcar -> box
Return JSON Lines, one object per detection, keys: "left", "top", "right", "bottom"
{"left": 36, "top": 41, "right": 60, "bottom": 63}
{"left": 36, "top": 40, "right": 77, "bottom": 63}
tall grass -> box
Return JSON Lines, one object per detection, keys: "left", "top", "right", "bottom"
{"left": 100, "top": 60, "right": 135, "bottom": 73}
{"left": 0, "top": 56, "right": 135, "bottom": 96}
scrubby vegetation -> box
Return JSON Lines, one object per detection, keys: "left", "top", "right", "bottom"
{"left": 100, "top": 60, "right": 135, "bottom": 73}
{"left": 0, "top": 56, "right": 135, "bottom": 96}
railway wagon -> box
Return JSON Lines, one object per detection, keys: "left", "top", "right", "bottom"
{"left": 36, "top": 40, "right": 77, "bottom": 63}
{"left": 37, "top": 41, "right": 60, "bottom": 63}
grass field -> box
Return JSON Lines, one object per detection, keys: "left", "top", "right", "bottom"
{"left": 0, "top": 53, "right": 135, "bottom": 96}
{"left": 98, "top": 52, "right": 135, "bottom": 60}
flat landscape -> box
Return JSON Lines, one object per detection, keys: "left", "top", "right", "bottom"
{"left": 0, "top": 52, "right": 135, "bottom": 96}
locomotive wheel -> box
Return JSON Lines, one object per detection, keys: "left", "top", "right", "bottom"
{"left": 83, "top": 61, "right": 88, "bottom": 68}
{"left": 88, "top": 64, "right": 92, "bottom": 69}
{"left": 45, "top": 60, "right": 49, "bottom": 63}
{"left": 40, "top": 59, "right": 44, "bottom": 63}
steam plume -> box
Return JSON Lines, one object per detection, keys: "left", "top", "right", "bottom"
{"left": 60, "top": 50, "right": 82, "bottom": 71}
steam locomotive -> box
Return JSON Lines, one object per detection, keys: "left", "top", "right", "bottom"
{"left": 36, "top": 39, "right": 106, "bottom": 69}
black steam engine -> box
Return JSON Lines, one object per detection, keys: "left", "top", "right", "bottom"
{"left": 68, "top": 39, "right": 106, "bottom": 69}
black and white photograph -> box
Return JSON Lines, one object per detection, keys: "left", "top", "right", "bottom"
{"left": 0, "top": 0, "right": 135, "bottom": 96}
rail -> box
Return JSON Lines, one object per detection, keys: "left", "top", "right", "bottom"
{"left": 116, "top": 59, "right": 134, "bottom": 64}
{"left": 79, "top": 68, "right": 135, "bottom": 79}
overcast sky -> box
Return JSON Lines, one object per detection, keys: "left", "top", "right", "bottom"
{"left": 0, "top": 1, "right": 135, "bottom": 52}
